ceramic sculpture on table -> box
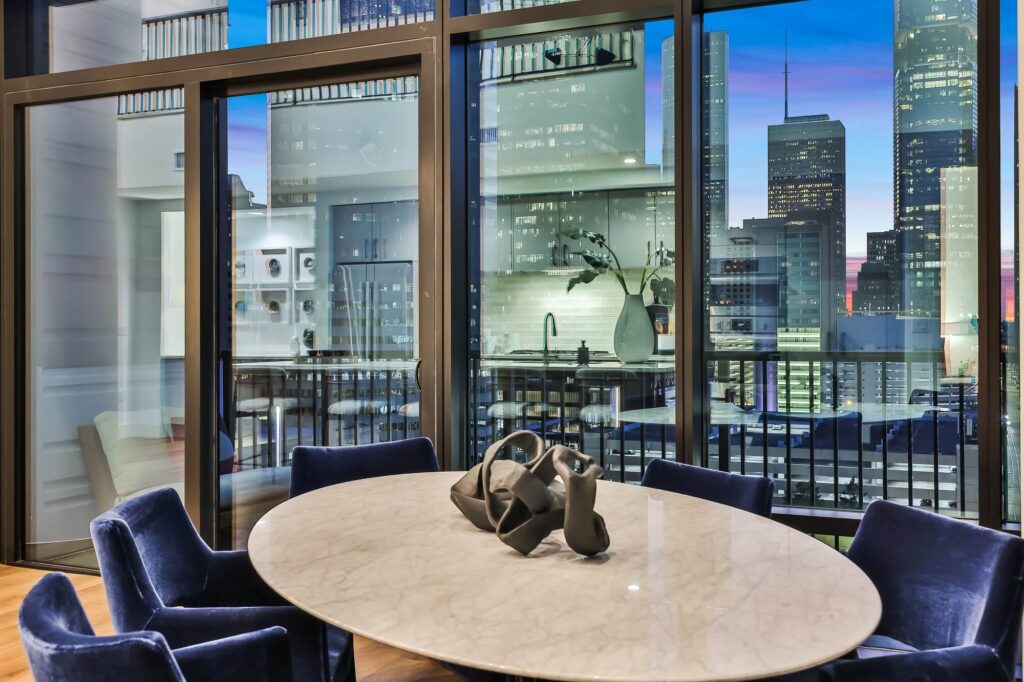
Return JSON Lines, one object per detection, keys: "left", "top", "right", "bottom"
{"left": 450, "top": 431, "right": 610, "bottom": 557}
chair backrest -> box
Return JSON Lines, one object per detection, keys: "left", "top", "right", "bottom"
{"left": 640, "top": 459, "right": 774, "bottom": 517}
{"left": 848, "top": 500, "right": 1024, "bottom": 674}
{"left": 19, "top": 573, "right": 183, "bottom": 682}
{"left": 290, "top": 437, "right": 440, "bottom": 498}
{"left": 91, "top": 487, "right": 211, "bottom": 629}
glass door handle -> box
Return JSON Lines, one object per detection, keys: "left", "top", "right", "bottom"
{"left": 415, "top": 359, "right": 423, "bottom": 391}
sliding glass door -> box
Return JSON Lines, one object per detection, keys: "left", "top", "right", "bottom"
{"left": 216, "top": 74, "right": 427, "bottom": 549}
{"left": 463, "top": 20, "right": 678, "bottom": 480}
{"left": 22, "top": 96, "right": 186, "bottom": 569}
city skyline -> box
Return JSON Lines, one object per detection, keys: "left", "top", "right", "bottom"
{"left": 708, "top": 0, "right": 1016, "bottom": 258}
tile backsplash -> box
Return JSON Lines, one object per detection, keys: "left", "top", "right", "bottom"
{"left": 480, "top": 268, "right": 658, "bottom": 354}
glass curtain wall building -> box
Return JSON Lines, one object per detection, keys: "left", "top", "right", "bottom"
{"left": 0, "top": 0, "right": 1018, "bottom": 570}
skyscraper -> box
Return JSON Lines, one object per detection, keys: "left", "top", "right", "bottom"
{"left": 894, "top": 0, "right": 978, "bottom": 317}
{"left": 853, "top": 230, "right": 900, "bottom": 314}
{"left": 702, "top": 31, "right": 729, "bottom": 243}
{"left": 700, "top": 30, "right": 734, "bottom": 353}
{"left": 767, "top": 113, "right": 846, "bottom": 331}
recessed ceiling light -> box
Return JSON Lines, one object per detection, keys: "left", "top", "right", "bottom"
{"left": 623, "top": 156, "right": 638, "bottom": 165}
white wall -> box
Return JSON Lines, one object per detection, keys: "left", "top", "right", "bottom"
{"left": 51, "top": 0, "right": 141, "bottom": 71}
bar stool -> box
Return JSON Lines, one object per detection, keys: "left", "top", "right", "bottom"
{"left": 234, "top": 367, "right": 312, "bottom": 469}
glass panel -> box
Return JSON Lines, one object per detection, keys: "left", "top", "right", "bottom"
{"left": 466, "top": 20, "right": 676, "bottom": 481}
{"left": 703, "top": 0, "right": 980, "bottom": 517}
{"left": 9, "top": 1, "right": 434, "bottom": 77}
{"left": 1002, "top": 0, "right": 1019, "bottom": 524}
{"left": 25, "top": 96, "right": 185, "bottom": 569}
{"left": 457, "top": 0, "right": 577, "bottom": 16}
{"left": 219, "top": 76, "right": 420, "bottom": 549}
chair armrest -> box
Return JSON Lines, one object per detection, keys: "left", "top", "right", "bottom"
{"left": 148, "top": 604, "right": 321, "bottom": 650}
{"left": 148, "top": 605, "right": 327, "bottom": 682}
{"left": 823, "top": 644, "right": 1010, "bottom": 682}
{"left": 199, "top": 550, "right": 289, "bottom": 607}
{"left": 173, "top": 626, "right": 292, "bottom": 682}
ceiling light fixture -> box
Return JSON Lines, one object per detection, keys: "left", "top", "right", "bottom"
{"left": 542, "top": 38, "right": 617, "bottom": 69}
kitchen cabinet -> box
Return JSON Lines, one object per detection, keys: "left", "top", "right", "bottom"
{"left": 332, "top": 201, "right": 418, "bottom": 264}
{"left": 332, "top": 204, "right": 376, "bottom": 262}
{"left": 377, "top": 201, "right": 419, "bottom": 262}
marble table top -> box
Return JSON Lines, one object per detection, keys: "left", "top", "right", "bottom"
{"left": 249, "top": 472, "right": 880, "bottom": 682}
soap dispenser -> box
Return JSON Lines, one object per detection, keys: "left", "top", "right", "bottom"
{"left": 577, "top": 340, "right": 590, "bottom": 366}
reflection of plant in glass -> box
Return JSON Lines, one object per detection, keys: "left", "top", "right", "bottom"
{"left": 561, "top": 227, "right": 675, "bottom": 297}
{"left": 838, "top": 478, "right": 859, "bottom": 509}
{"left": 792, "top": 481, "right": 822, "bottom": 506}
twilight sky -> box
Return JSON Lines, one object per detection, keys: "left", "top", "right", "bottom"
{"left": 225, "top": 0, "right": 1018, "bottom": 257}
{"left": 703, "top": 0, "right": 1017, "bottom": 256}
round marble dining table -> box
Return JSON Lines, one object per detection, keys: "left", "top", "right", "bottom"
{"left": 248, "top": 471, "right": 881, "bottom": 682}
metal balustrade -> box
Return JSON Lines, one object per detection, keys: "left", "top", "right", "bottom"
{"left": 230, "top": 363, "right": 421, "bottom": 470}
{"left": 270, "top": 0, "right": 435, "bottom": 41}
{"left": 707, "top": 351, "right": 977, "bottom": 517}
{"left": 142, "top": 7, "right": 228, "bottom": 61}
{"left": 465, "top": 351, "right": 979, "bottom": 518}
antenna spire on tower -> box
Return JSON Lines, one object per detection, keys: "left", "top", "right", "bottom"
{"left": 784, "top": 28, "right": 790, "bottom": 121}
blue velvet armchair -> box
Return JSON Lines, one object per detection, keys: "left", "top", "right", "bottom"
{"left": 90, "top": 487, "right": 354, "bottom": 682}
{"left": 19, "top": 572, "right": 293, "bottom": 682}
{"left": 818, "top": 500, "right": 1024, "bottom": 681}
{"left": 289, "top": 437, "right": 440, "bottom": 498}
{"left": 640, "top": 458, "right": 774, "bottom": 517}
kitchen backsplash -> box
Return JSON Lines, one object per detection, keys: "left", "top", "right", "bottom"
{"left": 480, "top": 268, "right": 658, "bottom": 355}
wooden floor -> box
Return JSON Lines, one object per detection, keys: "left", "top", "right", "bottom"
{"left": 0, "top": 565, "right": 458, "bottom": 681}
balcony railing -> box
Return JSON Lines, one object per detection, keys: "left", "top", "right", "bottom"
{"left": 270, "top": 0, "right": 435, "bottom": 41}
{"left": 466, "top": 351, "right": 979, "bottom": 522}
{"left": 479, "top": 30, "right": 635, "bottom": 83}
{"left": 118, "top": 8, "right": 227, "bottom": 117}
{"left": 705, "top": 350, "right": 977, "bottom": 518}
{"left": 229, "top": 362, "right": 421, "bottom": 470}
{"left": 142, "top": 7, "right": 228, "bottom": 61}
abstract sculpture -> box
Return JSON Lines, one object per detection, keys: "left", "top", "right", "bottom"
{"left": 450, "top": 431, "right": 610, "bottom": 556}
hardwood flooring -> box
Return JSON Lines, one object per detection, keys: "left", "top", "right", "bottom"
{"left": 0, "top": 565, "right": 458, "bottom": 681}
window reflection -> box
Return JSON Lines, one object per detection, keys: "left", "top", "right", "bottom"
{"left": 26, "top": 97, "right": 185, "bottom": 569}
{"left": 467, "top": 21, "right": 677, "bottom": 480}
{"left": 219, "top": 78, "right": 421, "bottom": 548}
{"left": 15, "top": 1, "right": 434, "bottom": 77}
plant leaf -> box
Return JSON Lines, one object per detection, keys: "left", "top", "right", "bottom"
{"left": 579, "top": 251, "right": 611, "bottom": 272}
{"left": 567, "top": 269, "right": 601, "bottom": 292}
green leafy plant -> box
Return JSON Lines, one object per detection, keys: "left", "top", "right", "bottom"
{"left": 561, "top": 226, "right": 675, "bottom": 298}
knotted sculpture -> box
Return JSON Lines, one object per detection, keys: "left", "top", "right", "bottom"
{"left": 450, "top": 431, "right": 611, "bottom": 557}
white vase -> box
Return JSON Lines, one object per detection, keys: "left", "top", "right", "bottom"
{"left": 613, "top": 294, "right": 655, "bottom": 363}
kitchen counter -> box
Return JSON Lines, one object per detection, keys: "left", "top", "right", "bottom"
{"left": 234, "top": 359, "right": 419, "bottom": 372}
{"left": 232, "top": 357, "right": 676, "bottom": 373}
{"left": 479, "top": 356, "right": 676, "bottom": 372}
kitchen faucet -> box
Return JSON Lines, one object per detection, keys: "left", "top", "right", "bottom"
{"left": 542, "top": 312, "right": 558, "bottom": 357}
